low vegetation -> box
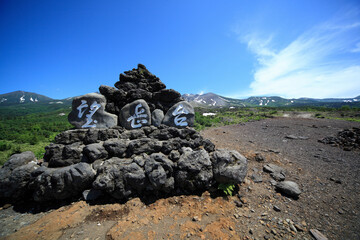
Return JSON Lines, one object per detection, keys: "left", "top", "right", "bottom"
{"left": 0, "top": 107, "right": 72, "bottom": 165}
{"left": 194, "top": 106, "right": 360, "bottom": 131}
{"left": 0, "top": 104, "right": 359, "bottom": 165}
{"left": 218, "top": 183, "right": 236, "bottom": 196}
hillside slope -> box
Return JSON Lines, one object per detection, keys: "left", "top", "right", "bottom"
{"left": 183, "top": 93, "right": 360, "bottom": 108}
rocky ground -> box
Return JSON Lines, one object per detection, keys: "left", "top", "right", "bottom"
{"left": 0, "top": 116, "right": 359, "bottom": 240}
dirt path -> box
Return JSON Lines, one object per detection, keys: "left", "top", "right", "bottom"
{"left": 1, "top": 117, "right": 359, "bottom": 239}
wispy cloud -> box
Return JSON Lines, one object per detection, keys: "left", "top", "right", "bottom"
{"left": 235, "top": 10, "right": 360, "bottom": 98}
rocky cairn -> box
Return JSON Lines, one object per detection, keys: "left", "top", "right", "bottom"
{"left": 0, "top": 64, "right": 248, "bottom": 203}
{"left": 319, "top": 127, "right": 360, "bottom": 151}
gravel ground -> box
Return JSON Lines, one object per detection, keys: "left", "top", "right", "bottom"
{"left": 202, "top": 117, "right": 360, "bottom": 239}
{"left": 0, "top": 117, "right": 359, "bottom": 240}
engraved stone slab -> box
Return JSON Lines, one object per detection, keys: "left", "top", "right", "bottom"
{"left": 163, "top": 101, "right": 194, "bottom": 128}
{"left": 151, "top": 109, "right": 164, "bottom": 127}
{"left": 119, "top": 99, "right": 151, "bottom": 130}
{"left": 68, "top": 93, "right": 118, "bottom": 129}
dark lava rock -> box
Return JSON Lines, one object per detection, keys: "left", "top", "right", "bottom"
{"left": 144, "top": 153, "right": 175, "bottom": 193}
{"left": 93, "top": 157, "right": 146, "bottom": 200}
{"left": 275, "top": 181, "right": 302, "bottom": 198}
{"left": 2, "top": 151, "right": 37, "bottom": 170}
{"left": 211, "top": 149, "right": 248, "bottom": 184}
{"left": 270, "top": 172, "right": 285, "bottom": 181}
{"left": 152, "top": 109, "right": 164, "bottom": 127}
{"left": 68, "top": 93, "right": 118, "bottom": 129}
{"left": 176, "top": 148, "right": 213, "bottom": 192}
{"left": 0, "top": 160, "right": 39, "bottom": 199}
{"left": 82, "top": 189, "right": 104, "bottom": 201}
{"left": 319, "top": 127, "right": 360, "bottom": 151}
{"left": 83, "top": 143, "right": 108, "bottom": 163}
{"left": 251, "top": 173, "right": 263, "bottom": 183}
{"left": 31, "top": 163, "right": 96, "bottom": 202}
{"left": 263, "top": 163, "right": 286, "bottom": 181}
{"left": 54, "top": 129, "right": 88, "bottom": 145}
{"left": 119, "top": 99, "right": 151, "bottom": 130}
{"left": 127, "top": 138, "right": 163, "bottom": 155}
{"left": 153, "top": 89, "right": 182, "bottom": 103}
{"left": 103, "top": 138, "right": 129, "bottom": 158}
{"left": 163, "top": 101, "right": 195, "bottom": 128}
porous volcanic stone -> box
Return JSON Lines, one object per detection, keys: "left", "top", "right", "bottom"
{"left": 2, "top": 151, "right": 37, "bottom": 171}
{"left": 103, "top": 138, "right": 129, "bottom": 157}
{"left": 127, "top": 138, "right": 163, "bottom": 156}
{"left": 163, "top": 101, "right": 195, "bottom": 128}
{"left": 211, "top": 149, "right": 248, "bottom": 184}
{"left": 93, "top": 157, "right": 147, "bottom": 200}
{"left": 119, "top": 99, "right": 151, "bottom": 130}
{"left": 152, "top": 109, "right": 164, "bottom": 127}
{"left": 175, "top": 148, "right": 213, "bottom": 192}
{"left": 153, "top": 89, "right": 182, "bottom": 103}
{"left": 83, "top": 143, "right": 108, "bottom": 163}
{"left": 68, "top": 93, "right": 118, "bottom": 129}
{"left": 144, "top": 153, "right": 175, "bottom": 193}
{"left": 30, "top": 162, "right": 96, "bottom": 201}
{"left": 0, "top": 152, "right": 39, "bottom": 200}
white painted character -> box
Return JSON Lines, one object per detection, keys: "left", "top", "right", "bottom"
{"left": 127, "top": 103, "right": 148, "bottom": 128}
{"left": 77, "top": 100, "right": 88, "bottom": 118}
{"left": 82, "top": 101, "right": 101, "bottom": 128}
{"left": 172, "top": 104, "right": 189, "bottom": 127}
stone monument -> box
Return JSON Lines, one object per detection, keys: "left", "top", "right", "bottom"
{"left": 0, "top": 64, "right": 248, "bottom": 203}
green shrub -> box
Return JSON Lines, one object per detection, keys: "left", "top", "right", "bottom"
{"left": 0, "top": 142, "right": 12, "bottom": 151}
{"left": 218, "top": 183, "right": 236, "bottom": 196}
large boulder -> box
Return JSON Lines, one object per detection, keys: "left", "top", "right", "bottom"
{"left": 144, "top": 153, "right": 175, "bottom": 193}
{"left": 93, "top": 157, "right": 147, "bottom": 200}
{"left": 211, "top": 149, "right": 248, "bottom": 184}
{"left": 68, "top": 93, "right": 118, "bottom": 129}
{"left": 99, "top": 85, "right": 127, "bottom": 103}
{"left": 83, "top": 143, "right": 108, "bottom": 163}
{"left": 163, "top": 101, "right": 195, "bottom": 128}
{"left": 2, "top": 151, "right": 37, "bottom": 171}
{"left": 153, "top": 89, "right": 182, "bottom": 103}
{"left": 103, "top": 138, "right": 129, "bottom": 158}
{"left": 175, "top": 148, "right": 213, "bottom": 192}
{"left": 0, "top": 152, "right": 39, "bottom": 200}
{"left": 119, "top": 99, "right": 151, "bottom": 130}
{"left": 30, "top": 163, "right": 96, "bottom": 202}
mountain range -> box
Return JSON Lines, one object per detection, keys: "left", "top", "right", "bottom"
{"left": 1, "top": 90, "right": 360, "bottom": 108}
{"left": 182, "top": 93, "right": 360, "bottom": 108}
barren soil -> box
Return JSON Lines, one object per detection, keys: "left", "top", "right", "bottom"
{"left": 0, "top": 117, "right": 359, "bottom": 240}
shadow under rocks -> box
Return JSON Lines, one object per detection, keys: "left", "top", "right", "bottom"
{"left": 1, "top": 185, "right": 239, "bottom": 214}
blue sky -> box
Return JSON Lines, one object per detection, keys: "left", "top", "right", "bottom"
{"left": 1, "top": 0, "right": 359, "bottom": 99}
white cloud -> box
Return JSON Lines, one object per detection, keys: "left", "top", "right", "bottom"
{"left": 237, "top": 11, "right": 360, "bottom": 98}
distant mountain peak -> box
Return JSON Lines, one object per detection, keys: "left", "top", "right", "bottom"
{"left": 0, "top": 91, "right": 53, "bottom": 105}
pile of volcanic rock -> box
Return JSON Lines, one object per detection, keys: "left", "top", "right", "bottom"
{"left": 319, "top": 127, "right": 360, "bottom": 151}
{"left": 0, "top": 64, "right": 248, "bottom": 203}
